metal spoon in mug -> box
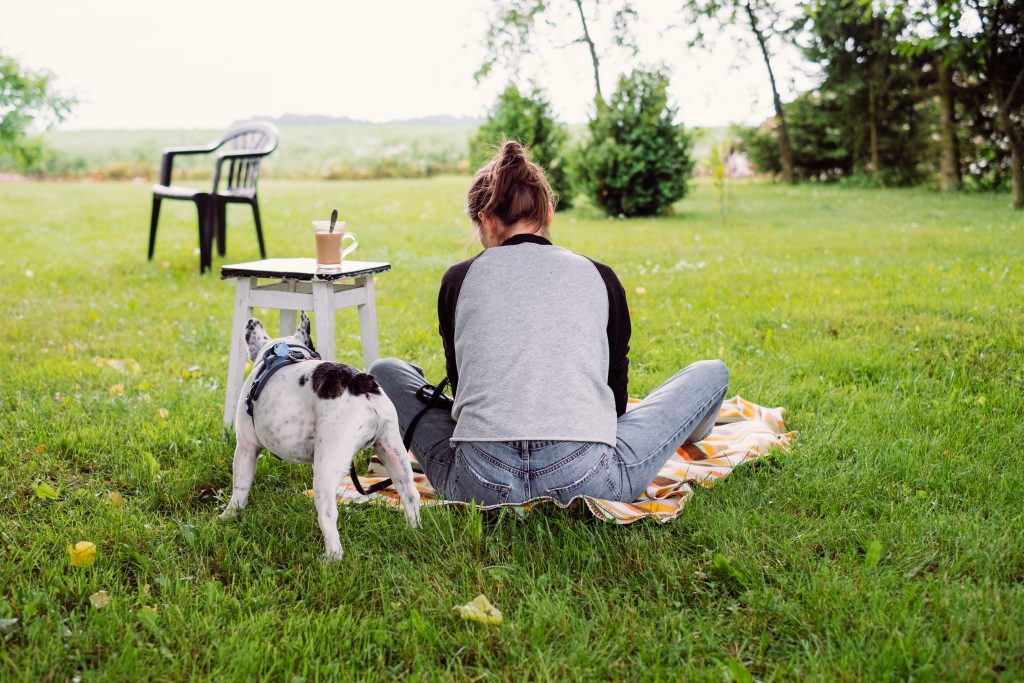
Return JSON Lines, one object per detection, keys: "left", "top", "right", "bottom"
{"left": 329, "top": 209, "right": 338, "bottom": 233}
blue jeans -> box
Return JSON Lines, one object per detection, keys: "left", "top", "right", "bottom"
{"left": 369, "top": 358, "right": 729, "bottom": 505}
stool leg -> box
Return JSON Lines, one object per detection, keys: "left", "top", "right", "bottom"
{"left": 356, "top": 275, "right": 379, "bottom": 369}
{"left": 278, "top": 280, "right": 299, "bottom": 336}
{"left": 312, "top": 280, "right": 335, "bottom": 362}
{"left": 224, "top": 277, "right": 255, "bottom": 428}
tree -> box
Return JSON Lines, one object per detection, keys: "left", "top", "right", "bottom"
{"left": 898, "top": 0, "right": 974, "bottom": 192}
{"left": 900, "top": 0, "right": 1023, "bottom": 203}
{"left": 681, "top": 0, "right": 799, "bottom": 184}
{"left": 576, "top": 69, "right": 694, "bottom": 216}
{"left": 475, "top": 0, "right": 638, "bottom": 107}
{"left": 737, "top": 89, "right": 854, "bottom": 179}
{"left": 0, "top": 52, "right": 75, "bottom": 171}
{"left": 802, "top": 0, "right": 932, "bottom": 185}
{"left": 966, "top": 0, "right": 1024, "bottom": 208}
{"left": 470, "top": 84, "right": 573, "bottom": 208}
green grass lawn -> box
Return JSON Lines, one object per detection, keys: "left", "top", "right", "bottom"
{"left": 1, "top": 177, "right": 1022, "bottom": 681}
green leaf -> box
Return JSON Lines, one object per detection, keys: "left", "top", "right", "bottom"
{"left": 143, "top": 452, "right": 160, "bottom": 474}
{"left": 865, "top": 539, "right": 883, "bottom": 568}
{"left": 34, "top": 482, "right": 58, "bottom": 500}
{"left": 724, "top": 658, "right": 754, "bottom": 683}
{"left": 711, "top": 553, "right": 748, "bottom": 587}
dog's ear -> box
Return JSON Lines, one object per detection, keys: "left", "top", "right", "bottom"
{"left": 296, "top": 312, "right": 314, "bottom": 351}
{"left": 244, "top": 318, "right": 271, "bottom": 361}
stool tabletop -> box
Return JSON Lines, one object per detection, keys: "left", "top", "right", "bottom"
{"left": 220, "top": 258, "right": 390, "bottom": 281}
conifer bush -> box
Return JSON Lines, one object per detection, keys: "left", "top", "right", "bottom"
{"left": 577, "top": 69, "right": 693, "bottom": 217}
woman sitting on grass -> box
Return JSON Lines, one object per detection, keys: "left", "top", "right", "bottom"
{"left": 370, "top": 140, "right": 728, "bottom": 505}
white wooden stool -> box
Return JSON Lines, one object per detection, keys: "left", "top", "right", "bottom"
{"left": 220, "top": 257, "right": 391, "bottom": 427}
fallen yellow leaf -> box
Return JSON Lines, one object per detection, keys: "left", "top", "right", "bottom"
{"left": 453, "top": 594, "right": 503, "bottom": 625}
{"left": 108, "top": 383, "right": 125, "bottom": 396}
{"left": 157, "top": 408, "right": 169, "bottom": 419}
{"left": 635, "top": 286, "right": 647, "bottom": 295}
{"left": 31, "top": 443, "right": 46, "bottom": 455}
{"left": 94, "top": 357, "right": 142, "bottom": 375}
{"left": 34, "top": 482, "right": 59, "bottom": 500}
{"left": 89, "top": 590, "right": 111, "bottom": 608}
{"left": 106, "top": 491, "right": 124, "bottom": 507}
{"left": 68, "top": 541, "right": 97, "bottom": 568}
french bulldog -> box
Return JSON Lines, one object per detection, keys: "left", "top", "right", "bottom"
{"left": 219, "top": 313, "right": 420, "bottom": 560}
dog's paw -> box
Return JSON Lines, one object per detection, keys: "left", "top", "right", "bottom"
{"left": 406, "top": 508, "right": 422, "bottom": 529}
{"left": 218, "top": 506, "right": 241, "bottom": 521}
{"left": 323, "top": 547, "right": 344, "bottom": 562}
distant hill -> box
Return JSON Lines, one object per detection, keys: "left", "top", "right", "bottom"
{"left": 258, "top": 113, "right": 484, "bottom": 127}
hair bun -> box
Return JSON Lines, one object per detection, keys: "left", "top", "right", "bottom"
{"left": 495, "top": 140, "right": 529, "bottom": 182}
{"left": 466, "top": 138, "right": 556, "bottom": 231}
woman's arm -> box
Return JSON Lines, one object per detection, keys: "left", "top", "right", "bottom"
{"left": 590, "top": 260, "right": 631, "bottom": 416}
{"left": 437, "top": 256, "right": 481, "bottom": 396}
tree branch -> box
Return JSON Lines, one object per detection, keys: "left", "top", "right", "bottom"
{"left": 572, "top": 0, "right": 604, "bottom": 105}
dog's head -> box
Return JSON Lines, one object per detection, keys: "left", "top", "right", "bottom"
{"left": 244, "top": 312, "right": 315, "bottom": 362}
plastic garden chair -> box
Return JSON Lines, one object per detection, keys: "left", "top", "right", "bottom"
{"left": 148, "top": 121, "right": 278, "bottom": 273}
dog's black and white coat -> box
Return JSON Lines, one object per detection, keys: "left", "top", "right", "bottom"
{"left": 220, "top": 313, "right": 420, "bottom": 560}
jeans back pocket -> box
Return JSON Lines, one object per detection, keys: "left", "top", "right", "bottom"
{"left": 547, "top": 452, "right": 618, "bottom": 504}
{"left": 451, "top": 448, "right": 512, "bottom": 506}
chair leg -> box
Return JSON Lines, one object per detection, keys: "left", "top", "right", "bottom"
{"left": 195, "top": 196, "right": 213, "bottom": 274}
{"left": 148, "top": 195, "right": 162, "bottom": 260}
{"left": 216, "top": 200, "right": 227, "bottom": 257}
{"left": 251, "top": 198, "right": 267, "bottom": 258}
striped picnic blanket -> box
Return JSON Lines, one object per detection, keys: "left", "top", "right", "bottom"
{"left": 316, "top": 396, "right": 795, "bottom": 524}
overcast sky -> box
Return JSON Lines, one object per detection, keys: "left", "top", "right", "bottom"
{"left": 3, "top": 0, "right": 818, "bottom": 130}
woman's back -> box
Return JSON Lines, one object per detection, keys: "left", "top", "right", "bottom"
{"left": 441, "top": 234, "right": 617, "bottom": 446}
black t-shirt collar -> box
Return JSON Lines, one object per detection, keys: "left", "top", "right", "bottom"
{"left": 499, "top": 233, "right": 552, "bottom": 247}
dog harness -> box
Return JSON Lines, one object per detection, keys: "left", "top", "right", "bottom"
{"left": 245, "top": 342, "right": 320, "bottom": 421}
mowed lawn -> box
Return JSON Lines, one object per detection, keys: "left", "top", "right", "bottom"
{"left": 1, "top": 177, "right": 1022, "bottom": 681}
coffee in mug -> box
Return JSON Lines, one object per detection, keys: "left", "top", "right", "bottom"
{"left": 313, "top": 220, "right": 358, "bottom": 271}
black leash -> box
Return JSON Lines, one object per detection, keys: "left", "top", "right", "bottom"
{"left": 348, "top": 376, "right": 451, "bottom": 496}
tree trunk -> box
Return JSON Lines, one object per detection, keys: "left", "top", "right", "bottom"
{"left": 867, "top": 81, "right": 880, "bottom": 183}
{"left": 572, "top": 0, "right": 603, "bottom": 106}
{"left": 744, "top": 2, "right": 795, "bottom": 184}
{"left": 993, "top": 69, "right": 1024, "bottom": 208}
{"left": 998, "top": 107, "right": 1024, "bottom": 209}
{"left": 936, "top": 57, "right": 960, "bottom": 192}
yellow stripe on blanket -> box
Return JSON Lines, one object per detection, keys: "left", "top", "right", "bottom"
{"left": 307, "top": 395, "right": 796, "bottom": 524}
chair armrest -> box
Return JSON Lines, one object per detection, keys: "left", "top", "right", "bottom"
{"left": 163, "top": 143, "right": 219, "bottom": 156}
{"left": 158, "top": 143, "right": 220, "bottom": 186}
{"left": 217, "top": 149, "right": 275, "bottom": 161}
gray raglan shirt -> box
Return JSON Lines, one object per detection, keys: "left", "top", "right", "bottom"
{"left": 437, "top": 234, "right": 630, "bottom": 447}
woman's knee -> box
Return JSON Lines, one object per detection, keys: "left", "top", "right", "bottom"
{"left": 367, "top": 357, "right": 421, "bottom": 392}
{"left": 690, "top": 359, "right": 729, "bottom": 389}
{"left": 368, "top": 357, "right": 402, "bottom": 377}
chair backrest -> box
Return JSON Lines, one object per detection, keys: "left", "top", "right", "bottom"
{"left": 216, "top": 121, "right": 279, "bottom": 193}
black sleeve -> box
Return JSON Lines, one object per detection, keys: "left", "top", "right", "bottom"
{"left": 437, "top": 255, "right": 480, "bottom": 397}
{"left": 590, "top": 260, "right": 631, "bottom": 416}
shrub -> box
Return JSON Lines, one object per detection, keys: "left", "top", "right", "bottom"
{"left": 737, "top": 87, "right": 932, "bottom": 186}
{"left": 576, "top": 69, "right": 693, "bottom": 217}
{"left": 737, "top": 91, "right": 854, "bottom": 181}
{"left": 470, "top": 84, "right": 573, "bottom": 209}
